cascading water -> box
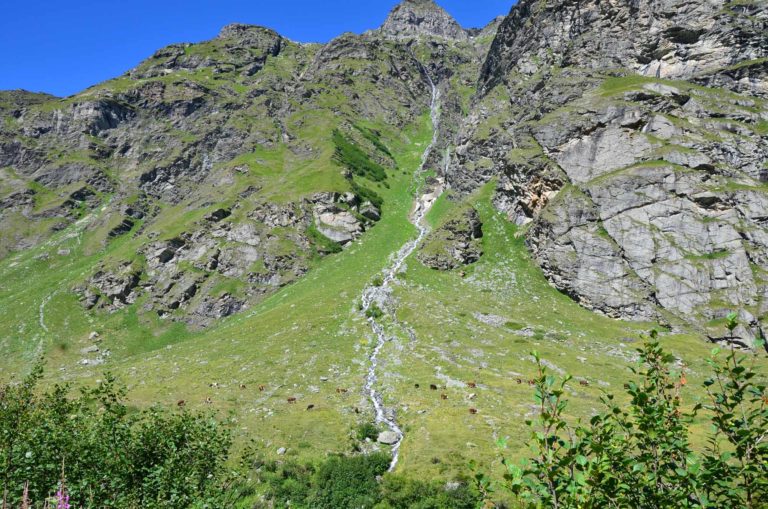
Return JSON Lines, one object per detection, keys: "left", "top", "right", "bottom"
{"left": 360, "top": 60, "right": 442, "bottom": 472}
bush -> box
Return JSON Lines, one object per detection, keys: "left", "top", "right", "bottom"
{"left": 0, "top": 367, "right": 233, "bottom": 508}
{"left": 375, "top": 476, "right": 480, "bottom": 509}
{"left": 332, "top": 129, "right": 388, "bottom": 182}
{"left": 356, "top": 422, "right": 380, "bottom": 441}
{"left": 366, "top": 304, "right": 384, "bottom": 319}
{"left": 307, "top": 453, "right": 390, "bottom": 509}
{"left": 258, "top": 453, "right": 389, "bottom": 509}
{"left": 487, "top": 314, "right": 768, "bottom": 509}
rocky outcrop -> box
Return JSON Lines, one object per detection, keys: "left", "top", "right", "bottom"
{"left": 446, "top": 0, "right": 768, "bottom": 347}
{"left": 418, "top": 206, "right": 483, "bottom": 270}
{"left": 380, "top": 0, "right": 468, "bottom": 41}
{"left": 479, "top": 0, "right": 767, "bottom": 97}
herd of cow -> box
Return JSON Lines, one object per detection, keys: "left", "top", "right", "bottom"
{"left": 175, "top": 377, "right": 591, "bottom": 416}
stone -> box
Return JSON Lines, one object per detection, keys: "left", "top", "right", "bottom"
{"left": 377, "top": 431, "right": 400, "bottom": 445}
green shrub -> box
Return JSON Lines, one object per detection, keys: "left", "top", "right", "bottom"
{"left": 258, "top": 453, "right": 389, "bottom": 509}
{"left": 352, "top": 123, "right": 394, "bottom": 159}
{"left": 332, "top": 129, "right": 387, "bottom": 182}
{"left": 0, "top": 367, "right": 233, "bottom": 508}
{"left": 307, "top": 453, "right": 390, "bottom": 509}
{"left": 356, "top": 422, "right": 380, "bottom": 441}
{"left": 350, "top": 180, "right": 384, "bottom": 209}
{"left": 374, "top": 476, "right": 480, "bottom": 509}
{"left": 485, "top": 315, "right": 768, "bottom": 509}
{"left": 366, "top": 304, "right": 384, "bottom": 319}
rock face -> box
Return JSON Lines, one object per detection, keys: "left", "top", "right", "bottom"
{"left": 380, "top": 0, "right": 468, "bottom": 41}
{"left": 448, "top": 0, "right": 768, "bottom": 347}
{"left": 419, "top": 206, "right": 483, "bottom": 270}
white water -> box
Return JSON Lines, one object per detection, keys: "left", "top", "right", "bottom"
{"left": 361, "top": 64, "right": 442, "bottom": 472}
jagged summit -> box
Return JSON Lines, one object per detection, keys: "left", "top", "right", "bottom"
{"left": 380, "top": 0, "right": 468, "bottom": 40}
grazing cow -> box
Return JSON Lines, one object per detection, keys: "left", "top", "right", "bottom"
{"left": 306, "top": 404, "right": 315, "bottom": 411}
{"left": 469, "top": 408, "right": 478, "bottom": 415}
{"left": 515, "top": 379, "right": 522, "bottom": 385}
{"left": 440, "top": 393, "right": 448, "bottom": 400}
{"left": 204, "top": 397, "right": 213, "bottom": 405}
{"left": 177, "top": 400, "right": 186, "bottom": 407}
{"left": 528, "top": 380, "right": 536, "bottom": 386}
{"left": 239, "top": 384, "right": 247, "bottom": 390}
{"left": 287, "top": 397, "right": 297, "bottom": 404}
{"left": 258, "top": 385, "right": 265, "bottom": 392}
{"left": 579, "top": 380, "right": 589, "bottom": 387}
{"left": 414, "top": 383, "right": 420, "bottom": 389}
{"left": 429, "top": 384, "right": 438, "bottom": 391}
{"left": 467, "top": 381, "right": 477, "bottom": 388}
{"left": 336, "top": 387, "right": 348, "bottom": 394}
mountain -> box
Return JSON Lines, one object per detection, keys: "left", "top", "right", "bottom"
{"left": 0, "top": 0, "right": 766, "bottom": 480}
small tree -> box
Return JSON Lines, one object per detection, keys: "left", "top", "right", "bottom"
{"left": 491, "top": 316, "right": 768, "bottom": 509}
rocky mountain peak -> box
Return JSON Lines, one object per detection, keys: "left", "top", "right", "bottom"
{"left": 380, "top": 0, "right": 468, "bottom": 40}
{"left": 217, "top": 23, "right": 284, "bottom": 46}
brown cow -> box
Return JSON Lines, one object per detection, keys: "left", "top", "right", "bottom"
{"left": 258, "top": 385, "right": 266, "bottom": 392}
{"left": 469, "top": 408, "right": 478, "bottom": 415}
{"left": 579, "top": 380, "right": 590, "bottom": 387}
{"left": 515, "top": 378, "right": 522, "bottom": 385}
{"left": 336, "top": 388, "right": 349, "bottom": 394}
{"left": 440, "top": 393, "right": 448, "bottom": 400}
{"left": 177, "top": 400, "right": 186, "bottom": 407}
{"left": 204, "top": 397, "right": 213, "bottom": 405}
{"left": 306, "top": 404, "right": 315, "bottom": 411}
{"left": 287, "top": 397, "right": 297, "bottom": 404}
{"left": 239, "top": 384, "right": 247, "bottom": 390}
{"left": 467, "top": 381, "right": 477, "bottom": 388}
{"left": 527, "top": 380, "right": 536, "bottom": 386}
{"left": 429, "top": 384, "right": 438, "bottom": 391}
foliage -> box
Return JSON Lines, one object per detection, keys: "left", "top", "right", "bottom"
{"left": 255, "top": 453, "right": 480, "bottom": 509}
{"left": 356, "top": 422, "right": 380, "bottom": 441}
{"left": 374, "top": 475, "right": 480, "bottom": 509}
{"left": 352, "top": 124, "right": 394, "bottom": 159}
{"left": 0, "top": 367, "right": 233, "bottom": 508}
{"left": 332, "top": 129, "right": 388, "bottom": 182}
{"left": 350, "top": 179, "right": 384, "bottom": 209}
{"left": 366, "top": 304, "right": 384, "bottom": 319}
{"left": 488, "top": 316, "right": 768, "bottom": 509}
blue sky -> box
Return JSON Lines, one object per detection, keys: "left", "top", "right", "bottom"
{"left": 0, "top": 0, "right": 514, "bottom": 97}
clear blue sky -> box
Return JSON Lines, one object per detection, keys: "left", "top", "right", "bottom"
{"left": 0, "top": 0, "right": 515, "bottom": 97}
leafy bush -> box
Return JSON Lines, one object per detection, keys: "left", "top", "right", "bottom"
{"left": 307, "top": 453, "right": 390, "bottom": 509}
{"left": 332, "top": 129, "right": 388, "bottom": 182}
{"left": 352, "top": 123, "right": 394, "bottom": 159}
{"left": 0, "top": 367, "right": 233, "bottom": 508}
{"left": 256, "top": 453, "right": 481, "bottom": 508}
{"left": 374, "top": 475, "right": 480, "bottom": 509}
{"left": 350, "top": 180, "right": 384, "bottom": 210}
{"left": 356, "top": 422, "right": 380, "bottom": 441}
{"left": 366, "top": 304, "right": 384, "bottom": 319}
{"left": 487, "top": 315, "right": 768, "bottom": 509}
